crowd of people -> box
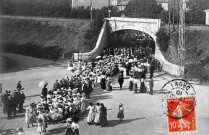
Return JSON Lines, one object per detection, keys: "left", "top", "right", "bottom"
{"left": 1, "top": 81, "right": 26, "bottom": 119}
{"left": 1, "top": 44, "right": 161, "bottom": 135}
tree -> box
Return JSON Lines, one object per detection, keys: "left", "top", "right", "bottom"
{"left": 186, "top": 0, "right": 209, "bottom": 24}
{"left": 125, "top": 0, "right": 164, "bottom": 18}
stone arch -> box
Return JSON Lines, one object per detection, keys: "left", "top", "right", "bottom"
{"left": 108, "top": 25, "right": 157, "bottom": 55}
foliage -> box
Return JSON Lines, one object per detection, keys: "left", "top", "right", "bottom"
{"left": 125, "top": 0, "right": 164, "bottom": 18}
{"left": 186, "top": 0, "right": 209, "bottom": 24}
{"left": 156, "top": 27, "right": 170, "bottom": 52}
{"left": 0, "top": 0, "right": 95, "bottom": 18}
{"left": 84, "top": 6, "right": 120, "bottom": 47}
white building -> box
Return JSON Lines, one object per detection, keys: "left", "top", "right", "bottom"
{"left": 205, "top": 9, "right": 209, "bottom": 25}
{"left": 157, "top": 0, "right": 189, "bottom": 11}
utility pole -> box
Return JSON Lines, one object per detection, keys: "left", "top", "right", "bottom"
{"left": 178, "top": 0, "right": 186, "bottom": 77}
{"left": 168, "top": 0, "right": 171, "bottom": 35}
{"left": 71, "top": 0, "right": 74, "bottom": 13}
{"left": 90, "top": 0, "right": 93, "bottom": 28}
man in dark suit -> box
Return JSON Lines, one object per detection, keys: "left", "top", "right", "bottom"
{"left": 1, "top": 90, "right": 10, "bottom": 114}
{"left": 53, "top": 80, "right": 60, "bottom": 90}
{"left": 83, "top": 78, "right": 90, "bottom": 99}
{"left": 16, "top": 80, "right": 22, "bottom": 90}
{"left": 8, "top": 90, "right": 19, "bottom": 119}
{"left": 18, "top": 90, "right": 26, "bottom": 113}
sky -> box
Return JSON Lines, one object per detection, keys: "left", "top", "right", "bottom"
{"left": 73, "top": 0, "right": 117, "bottom": 9}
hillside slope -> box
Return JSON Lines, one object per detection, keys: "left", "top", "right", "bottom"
{"left": 1, "top": 16, "right": 93, "bottom": 60}
{"left": 162, "top": 25, "right": 209, "bottom": 82}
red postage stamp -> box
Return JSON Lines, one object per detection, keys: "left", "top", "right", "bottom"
{"left": 167, "top": 97, "right": 197, "bottom": 133}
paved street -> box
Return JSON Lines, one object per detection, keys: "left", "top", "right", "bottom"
{"left": 0, "top": 64, "right": 209, "bottom": 135}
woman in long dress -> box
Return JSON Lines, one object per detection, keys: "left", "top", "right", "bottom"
{"left": 80, "top": 94, "right": 86, "bottom": 113}
{"left": 100, "top": 74, "right": 106, "bottom": 90}
{"left": 118, "top": 72, "right": 124, "bottom": 90}
{"left": 106, "top": 74, "right": 112, "bottom": 91}
{"left": 99, "top": 103, "right": 107, "bottom": 127}
{"left": 65, "top": 118, "right": 73, "bottom": 135}
{"left": 94, "top": 103, "right": 101, "bottom": 125}
{"left": 133, "top": 76, "right": 139, "bottom": 94}
{"left": 117, "top": 103, "right": 124, "bottom": 122}
{"left": 86, "top": 102, "right": 95, "bottom": 125}
{"left": 129, "top": 75, "right": 134, "bottom": 91}
{"left": 25, "top": 103, "right": 36, "bottom": 128}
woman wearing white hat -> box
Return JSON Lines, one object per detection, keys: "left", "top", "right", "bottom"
{"left": 65, "top": 118, "right": 73, "bottom": 135}
{"left": 86, "top": 102, "right": 95, "bottom": 125}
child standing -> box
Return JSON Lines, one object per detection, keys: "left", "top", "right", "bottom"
{"left": 37, "top": 118, "right": 44, "bottom": 135}
{"left": 117, "top": 103, "right": 124, "bottom": 122}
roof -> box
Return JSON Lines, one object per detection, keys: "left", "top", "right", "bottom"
{"left": 205, "top": 9, "right": 209, "bottom": 12}
{"left": 157, "top": 0, "right": 189, "bottom": 3}
{"left": 117, "top": 0, "right": 130, "bottom": 6}
{"left": 156, "top": 0, "right": 168, "bottom": 3}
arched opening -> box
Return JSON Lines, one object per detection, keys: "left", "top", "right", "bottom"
{"left": 104, "top": 29, "right": 155, "bottom": 59}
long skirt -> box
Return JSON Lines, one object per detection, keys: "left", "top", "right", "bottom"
{"left": 87, "top": 112, "right": 94, "bottom": 123}
{"left": 133, "top": 84, "right": 138, "bottom": 92}
{"left": 100, "top": 114, "right": 107, "bottom": 127}
{"left": 65, "top": 128, "right": 73, "bottom": 135}
{"left": 37, "top": 126, "right": 44, "bottom": 133}
{"left": 100, "top": 79, "right": 106, "bottom": 90}
{"left": 117, "top": 110, "right": 124, "bottom": 119}
{"left": 25, "top": 113, "right": 35, "bottom": 124}
{"left": 129, "top": 81, "right": 133, "bottom": 90}
{"left": 80, "top": 102, "right": 86, "bottom": 113}
{"left": 94, "top": 112, "right": 100, "bottom": 124}
{"left": 106, "top": 81, "right": 112, "bottom": 91}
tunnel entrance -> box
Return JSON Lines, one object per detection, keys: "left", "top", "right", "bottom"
{"left": 103, "top": 29, "right": 155, "bottom": 60}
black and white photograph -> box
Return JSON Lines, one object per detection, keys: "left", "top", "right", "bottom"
{"left": 0, "top": 0, "right": 209, "bottom": 134}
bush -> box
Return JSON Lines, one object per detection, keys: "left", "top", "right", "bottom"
{"left": 156, "top": 27, "right": 170, "bottom": 52}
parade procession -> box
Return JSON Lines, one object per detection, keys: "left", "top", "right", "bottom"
{"left": 1, "top": 0, "right": 209, "bottom": 134}
{"left": 0, "top": 43, "right": 161, "bottom": 135}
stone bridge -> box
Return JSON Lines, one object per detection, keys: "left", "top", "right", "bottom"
{"left": 74, "top": 17, "right": 182, "bottom": 76}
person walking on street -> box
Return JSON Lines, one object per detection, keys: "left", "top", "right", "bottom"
{"left": 118, "top": 71, "right": 124, "bottom": 90}
{"left": 94, "top": 102, "right": 101, "bottom": 125}
{"left": 86, "top": 102, "right": 95, "bottom": 125}
{"left": 8, "top": 90, "right": 19, "bottom": 119}
{"left": 149, "top": 78, "right": 154, "bottom": 95}
{"left": 18, "top": 89, "right": 26, "bottom": 113}
{"left": 16, "top": 80, "right": 23, "bottom": 90}
{"left": 129, "top": 75, "right": 134, "bottom": 91}
{"left": 41, "top": 84, "right": 48, "bottom": 99}
{"left": 117, "top": 103, "right": 124, "bottom": 122}
{"left": 100, "top": 103, "right": 107, "bottom": 127}
{"left": 1, "top": 90, "right": 10, "bottom": 114}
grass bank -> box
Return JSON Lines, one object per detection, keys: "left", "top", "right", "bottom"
{"left": 161, "top": 25, "right": 209, "bottom": 82}
{"left": 1, "top": 17, "right": 94, "bottom": 61}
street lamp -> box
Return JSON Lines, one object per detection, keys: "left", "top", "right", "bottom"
{"left": 108, "top": 10, "right": 111, "bottom": 18}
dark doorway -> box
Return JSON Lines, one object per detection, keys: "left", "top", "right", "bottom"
{"left": 108, "top": 29, "right": 155, "bottom": 55}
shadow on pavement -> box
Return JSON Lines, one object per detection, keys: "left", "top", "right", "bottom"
{"left": 26, "top": 94, "right": 41, "bottom": 98}
{"left": 107, "top": 117, "right": 146, "bottom": 127}
{"left": 0, "top": 128, "right": 17, "bottom": 135}
{"left": 45, "top": 127, "right": 66, "bottom": 135}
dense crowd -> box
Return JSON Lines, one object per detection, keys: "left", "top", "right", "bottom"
{"left": 1, "top": 45, "right": 161, "bottom": 135}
